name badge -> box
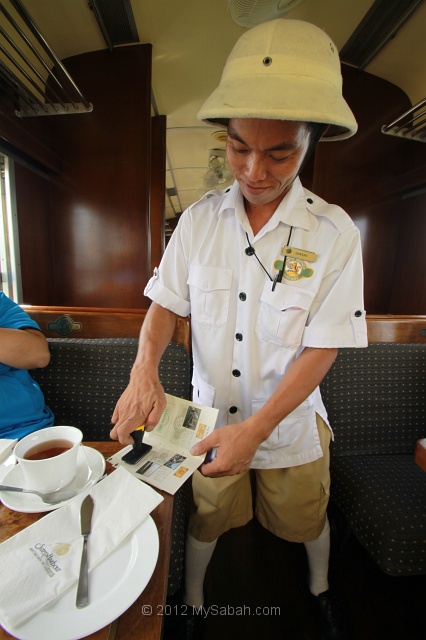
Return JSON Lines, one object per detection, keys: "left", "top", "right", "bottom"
{"left": 282, "top": 246, "right": 318, "bottom": 263}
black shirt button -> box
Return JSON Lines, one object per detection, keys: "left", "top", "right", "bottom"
{"left": 245, "top": 247, "right": 255, "bottom": 256}
{"left": 239, "top": 292, "right": 247, "bottom": 301}
{"left": 307, "top": 198, "right": 313, "bottom": 204}
{"left": 232, "top": 369, "right": 241, "bottom": 377}
{"left": 235, "top": 333, "right": 243, "bottom": 341}
{"left": 229, "top": 406, "right": 238, "bottom": 414}
{"left": 354, "top": 310, "right": 363, "bottom": 317}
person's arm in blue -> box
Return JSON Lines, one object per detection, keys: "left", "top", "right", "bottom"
{"left": 0, "top": 326, "right": 50, "bottom": 369}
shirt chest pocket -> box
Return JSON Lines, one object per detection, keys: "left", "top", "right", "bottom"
{"left": 188, "top": 265, "right": 233, "bottom": 327}
{"left": 255, "top": 281, "right": 314, "bottom": 348}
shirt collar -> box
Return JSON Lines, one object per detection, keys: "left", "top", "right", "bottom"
{"left": 218, "top": 177, "right": 312, "bottom": 232}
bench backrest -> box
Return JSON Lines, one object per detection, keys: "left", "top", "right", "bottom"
{"left": 26, "top": 307, "right": 191, "bottom": 441}
{"left": 322, "top": 316, "right": 426, "bottom": 457}
{"left": 23, "top": 305, "right": 190, "bottom": 351}
{"left": 26, "top": 308, "right": 426, "bottom": 450}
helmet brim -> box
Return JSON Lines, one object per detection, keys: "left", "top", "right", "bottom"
{"left": 197, "top": 74, "right": 357, "bottom": 141}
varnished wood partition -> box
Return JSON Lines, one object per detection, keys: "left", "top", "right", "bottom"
{"left": 313, "top": 65, "right": 426, "bottom": 315}
{"left": 23, "top": 305, "right": 425, "bottom": 348}
{"left": 1, "top": 52, "right": 426, "bottom": 314}
{"left": 5, "top": 44, "right": 162, "bottom": 309}
{"left": 150, "top": 116, "right": 167, "bottom": 274}
{"left": 24, "top": 305, "right": 191, "bottom": 355}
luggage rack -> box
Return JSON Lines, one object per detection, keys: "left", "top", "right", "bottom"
{"left": 0, "top": 0, "right": 92, "bottom": 117}
{"left": 382, "top": 98, "right": 426, "bottom": 143}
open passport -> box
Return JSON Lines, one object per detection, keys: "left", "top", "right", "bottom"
{"left": 107, "top": 394, "right": 219, "bottom": 494}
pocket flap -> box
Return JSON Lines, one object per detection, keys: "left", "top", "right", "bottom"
{"left": 187, "top": 265, "right": 233, "bottom": 292}
{"left": 260, "top": 282, "right": 314, "bottom": 312}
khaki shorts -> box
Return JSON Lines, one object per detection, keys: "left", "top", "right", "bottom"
{"left": 189, "top": 414, "right": 331, "bottom": 543}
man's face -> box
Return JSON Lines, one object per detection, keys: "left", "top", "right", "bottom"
{"left": 226, "top": 118, "right": 312, "bottom": 211}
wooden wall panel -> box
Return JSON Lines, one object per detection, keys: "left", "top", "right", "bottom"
{"left": 4, "top": 53, "right": 425, "bottom": 314}
{"left": 313, "top": 66, "right": 414, "bottom": 211}
{"left": 149, "top": 116, "right": 166, "bottom": 276}
{"left": 2, "top": 45, "right": 157, "bottom": 309}
{"left": 350, "top": 197, "right": 401, "bottom": 314}
{"left": 44, "top": 45, "right": 152, "bottom": 308}
{"left": 313, "top": 65, "right": 426, "bottom": 315}
{"left": 388, "top": 190, "right": 426, "bottom": 314}
{"left": 0, "top": 94, "right": 61, "bottom": 175}
{"left": 14, "top": 163, "right": 53, "bottom": 305}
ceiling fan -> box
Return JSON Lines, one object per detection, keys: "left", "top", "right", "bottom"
{"left": 227, "top": 0, "right": 305, "bottom": 27}
{"left": 203, "top": 150, "right": 233, "bottom": 188}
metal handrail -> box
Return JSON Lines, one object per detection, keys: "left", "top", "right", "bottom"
{"left": 382, "top": 98, "right": 426, "bottom": 143}
{"left": 0, "top": 0, "right": 92, "bottom": 117}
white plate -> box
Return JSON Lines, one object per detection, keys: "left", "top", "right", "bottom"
{"left": 0, "top": 446, "right": 105, "bottom": 513}
{"left": 0, "top": 515, "right": 159, "bottom": 640}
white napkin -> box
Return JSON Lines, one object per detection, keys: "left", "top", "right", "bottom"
{"left": 0, "top": 466, "right": 163, "bottom": 628}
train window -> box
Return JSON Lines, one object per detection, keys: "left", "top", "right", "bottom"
{"left": 0, "top": 155, "right": 22, "bottom": 302}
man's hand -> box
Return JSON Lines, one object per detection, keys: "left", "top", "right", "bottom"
{"left": 110, "top": 371, "right": 166, "bottom": 445}
{"left": 189, "top": 422, "right": 262, "bottom": 477}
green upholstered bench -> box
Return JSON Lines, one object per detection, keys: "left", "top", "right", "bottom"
{"left": 321, "top": 317, "right": 426, "bottom": 577}
{"left": 31, "top": 337, "right": 191, "bottom": 441}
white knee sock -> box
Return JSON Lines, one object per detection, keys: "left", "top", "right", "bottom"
{"left": 304, "top": 516, "right": 330, "bottom": 596}
{"left": 183, "top": 533, "right": 218, "bottom": 608}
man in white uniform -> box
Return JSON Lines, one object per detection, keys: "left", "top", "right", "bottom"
{"left": 111, "top": 19, "right": 367, "bottom": 640}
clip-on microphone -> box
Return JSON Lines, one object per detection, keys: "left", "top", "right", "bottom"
{"left": 122, "top": 425, "right": 152, "bottom": 465}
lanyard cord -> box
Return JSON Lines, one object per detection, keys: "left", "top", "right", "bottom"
{"left": 245, "top": 226, "right": 293, "bottom": 283}
{"left": 245, "top": 232, "right": 273, "bottom": 281}
{"left": 280, "top": 226, "right": 293, "bottom": 273}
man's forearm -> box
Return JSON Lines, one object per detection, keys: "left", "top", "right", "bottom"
{"left": 131, "top": 302, "right": 179, "bottom": 378}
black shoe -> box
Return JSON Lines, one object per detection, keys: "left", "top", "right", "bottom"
{"left": 184, "top": 605, "right": 206, "bottom": 640}
{"left": 311, "top": 590, "right": 353, "bottom": 640}
{"left": 163, "top": 591, "right": 206, "bottom": 640}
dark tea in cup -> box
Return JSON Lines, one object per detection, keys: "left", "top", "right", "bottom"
{"left": 24, "top": 439, "right": 74, "bottom": 461}
{"left": 14, "top": 425, "right": 83, "bottom": 492}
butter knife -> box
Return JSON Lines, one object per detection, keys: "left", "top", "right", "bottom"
{"left": 76, "top": 494, "right": 94, "bottom": 608}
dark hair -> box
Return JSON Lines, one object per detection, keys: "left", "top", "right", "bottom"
{"left": 297, "top": 122, "right": 328, "bottom": 175}
{"left": 207, "top": 118, "right": 326, "bottom": 174}
{"left": 206, "top": 118, "right": 327, "bottom": 143}
{"left": 307, "top": 122, "right": 328, "bottom": 147}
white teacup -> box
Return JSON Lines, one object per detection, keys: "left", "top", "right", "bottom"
{"left": 14, "top": 426, "right": 83, "bottom": 493}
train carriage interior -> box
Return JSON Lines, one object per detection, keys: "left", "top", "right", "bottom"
{"left": 0, "top": 1, "right": 425, "bottom": 639}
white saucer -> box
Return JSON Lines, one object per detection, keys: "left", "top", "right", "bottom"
{"left": 0, "top": 446, "right": 105, "bottom": 513}
{"left": 0, "top": 515, "right": 159, "bottom": 640}
{"left": 0, "top": 453, "right": 17, "bottom": 483}
{"left": 0, "top": 439, "right": 17, "bottom": 482}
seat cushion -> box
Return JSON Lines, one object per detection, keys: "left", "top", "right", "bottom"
{"left": 321, "top": 344, "right": 426, "bottom": 456}
{"left": 330, "top": 454, "right": 426, "bottom": 576}
{"left": 31, "top": 338, "right": 191, "bottom": 441}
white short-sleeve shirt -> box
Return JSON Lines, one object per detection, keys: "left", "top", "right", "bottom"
{"left": 145, "top": 178, "right": 367, "bottom": 469}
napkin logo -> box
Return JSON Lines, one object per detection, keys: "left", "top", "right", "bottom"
{"left": 30, "top": 543, "right": 63, "bottom": 577}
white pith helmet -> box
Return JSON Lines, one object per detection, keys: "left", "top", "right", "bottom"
{"left": 197, "top": 19, "right": 357, "bottom": 141}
